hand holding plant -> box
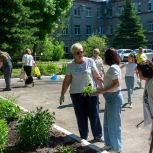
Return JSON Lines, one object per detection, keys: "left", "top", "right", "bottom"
{"left": 82, "top": 84, "right": 96, "bottom": 96}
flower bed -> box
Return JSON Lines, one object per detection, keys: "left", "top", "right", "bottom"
{"left": 0, "top": 97, "right": 99, "bottom": 153}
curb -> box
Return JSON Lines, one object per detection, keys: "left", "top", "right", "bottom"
{"left": 0, "top": 96, "right": 108, "bottom": 153}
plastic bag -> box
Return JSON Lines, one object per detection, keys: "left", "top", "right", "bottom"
{"left": 34, "top": 66, "right": 41, "bottom": 76}
{"left": 50, "top": 74, "right": 58, "bottom": 80}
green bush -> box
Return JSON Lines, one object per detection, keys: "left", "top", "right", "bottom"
{"left": 0, "top": 119, "right": 9, "bottom": 153}
{"left": 39, "top": 63, "right": 60, "bottom": 75}
{"left": 80, "top": 35, "right": 107, "bottom": 58}
{"left": 58, "top": 146, "right": 75, "bottom": 153}
{"left": 0, "top": 98, "right": 21, "bottom": 121}
{"left": 51, "top": 41, "right": 64, "bottom": 61}
{"left": 61, "top": 64, "right": 67, "bottom": 75}
{"left": 17, "top": 107, "right": 55, "bottom": 148}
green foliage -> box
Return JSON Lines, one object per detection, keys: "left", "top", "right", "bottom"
{"left": 0, "top": 119, "right": 9, "bottom": 153}
{"left": 34, "top": 37, "right": 54, "bottom": 61}
{"left": 82, "top": 73, "right": 96, "bottom": 96}
{"left": 112, "top": 0, "right": 147, "bottom": 49}
{"left": 39, "top": 63, "right": 60, "bottom": 75}
{"left": 0, "top": 0, "right": 72, "bottom": 56}
{"left": 17, "top": 107, "right": 55, "bottom": 148}
{"left": 51, "top": 41, "right": 64, "bottom": 61}
{"left": 24, "top": 0, "right": 72, "bottom": 40}
{"left": 0, "top": 0, "right": 37, "bottom": 56}
{"left": 58, "top": 146, "right": 75, "bottom": 153}
{"left": 0, "top": 98, "right": 21, "bottom": 121}
{"left": 82, "top": 85, "right": 96, "bottom": 96}
{"left": 34, "top": 37, "right": 64, "bottom": 61}
{"left": 80, "top": 35, "right": 107, "bottom": 58}
{"left": 61, "top": 64, "right": 67, "bottom": 75}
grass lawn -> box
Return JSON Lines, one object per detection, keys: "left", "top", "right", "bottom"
{"left": 0, "top": 59, "right": 71, "bottom": 78}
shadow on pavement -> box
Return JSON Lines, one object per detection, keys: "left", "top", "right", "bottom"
{"left": 57, "top": 104, "right": 73, "bottom": 109}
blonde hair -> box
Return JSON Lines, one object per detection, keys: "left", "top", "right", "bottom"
{"left": 71, "top": 43, "right": 83, "bottom": 54}
{"left": 24, "top": 48, "right": 32, "bottom": 55}
{"left": 93, "top": 48, "right": 100, "bottom": 54}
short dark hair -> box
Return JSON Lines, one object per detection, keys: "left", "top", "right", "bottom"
{"left": 104, "top": 48, "right": 121, "bottom": 66}
{"left": 137, "top": 60, "right": 153, "bottom": 78}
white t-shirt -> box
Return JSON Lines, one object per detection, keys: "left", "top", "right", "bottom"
{"left": 104, "top": 64, "right": 121, "bottom": 92}
{"left": 92, "top": 56, "right": 103, "bottom": 76}
{"left": 22, "top": 54, "right": 35, "bottom": 66}
{"left": 66, "top": 57, "right": 98, "bottom": 94}
{"left": 125, "top": 62, "right": 137, "bottom": 77}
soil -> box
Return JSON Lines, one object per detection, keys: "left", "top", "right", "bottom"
{"left": 4, "top": 121, "right": 97, "bottom": 153}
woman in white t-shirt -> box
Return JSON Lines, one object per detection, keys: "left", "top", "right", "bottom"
{"left": 22, "top": 48, "right": 35, "bottom": 87}
{"left": 60, "top": 43, "right": 104, "bottom": 141}
{"left": 96, "top": 48, "right": 124, "bottom": 153}
{"left": 120, "top": 53, "right": 138, "bottom": 108}
{"left": 92, "top": 48, "right": 105, "bottom": 78}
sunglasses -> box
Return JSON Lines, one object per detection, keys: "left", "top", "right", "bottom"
{"left": 76, "top": 51, "right": 83, "bottom": 55}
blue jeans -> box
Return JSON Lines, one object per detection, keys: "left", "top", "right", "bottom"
{"left": 70, "top": 93, "right": 102, "bottom": 139}
{"left": 103, "top": 91, "right": 123, "bottom": 152}
{"left": 3, "top": 60, "right": 12, "bottom": 89}
{"left": 125, "top": 76, "right": 134, "bottom": 104}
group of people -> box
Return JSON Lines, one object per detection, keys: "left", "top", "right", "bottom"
{"left": 0, "top": 48, "right": 35, "bottom": 91}
{"left": 60, "top": 43, "right": 153, "bottom": 153}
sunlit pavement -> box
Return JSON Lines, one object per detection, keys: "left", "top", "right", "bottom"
{"left": 0, "top": 67, "right": 149, "bottom": 153}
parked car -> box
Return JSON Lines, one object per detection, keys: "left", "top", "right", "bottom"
{"left": 116, "top": 49, "right": 134, "bottom": 62}
{"left": 134, "top": 49, "right": 153, "bottom": 61}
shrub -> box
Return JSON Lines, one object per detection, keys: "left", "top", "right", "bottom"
{"left": 39, "top": 63, "right": 60, "bottom": 75}
{"left": 0, "top": 119, "right": 9, "bottom": 153}
{"left": 61, "top": 64, "right": 67, "bottom": 75}
{"left": 51, "top": 41, "right": 64, "bottom": 61}
{"left": 17, "top": 107, "right": 55, "bottom": 148}
{"left": 58, "top": 146, "right": 75, "bottom": 153}
{"left": 80, "top": 35, "right": 107, "bottom": 58}
{"left": 0, "top": 98, "right": 21, "bottom": 121}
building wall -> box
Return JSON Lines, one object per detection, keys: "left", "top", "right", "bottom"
{"left": 59, "top": 0, "right": 104, "bottom": 54}
{"left": 59, "top": 0, "right": 153, "bottom": 55}
{"left": 104, "top": 0, "right": 153, "bottom": 49}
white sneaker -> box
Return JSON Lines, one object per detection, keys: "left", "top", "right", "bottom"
{"left": 129, "top": 104, "right": 133, "bottom": 108}
{"left": 101, "top": 151, "right": 109, "bottom": 153}
{"left": 102, "top": 145, "right": 112, "bottom": 150}
{"left": 107, "top": 151, "right": 121, "bottom": 153}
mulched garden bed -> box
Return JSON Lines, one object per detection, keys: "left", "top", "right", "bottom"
{"left": 4, "top": 121, "right": 97, "bottom": 153}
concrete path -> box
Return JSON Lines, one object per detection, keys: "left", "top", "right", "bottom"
{"left": 0, "top": 68, "right": 150, "bottom": 153}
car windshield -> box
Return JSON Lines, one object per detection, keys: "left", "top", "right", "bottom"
{"left": 117, "top": 50, "right": 123, "bottom": 53}
{"left": 124, "top": 50, "right": 132, "bottom": 53}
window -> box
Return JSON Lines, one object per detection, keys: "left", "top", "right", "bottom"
{"left": 74, "top": 25, "right": 80, "bottom": 35}
{"left": 109, "top": 24, "right": 113, "bottom": 35}
{"left": 97, "top": 8, "right": 100, "bottom": 18}
{"left": 148, "top": 0, "right": 152, "bottom": 11}
{"left": 64, "top": 46, "right": 69, "bottom": 53}
{"left": 117, "top": 6, "right": 124, "bottom": 16}
{"left": 86, "top": 25, "right": 92, "bottom": 36}
{"left": 74, "top": 7, "right": 81, "bottom": 16}
{"left": 148, "top": 43, "right": 153, "bottom": 49}
{"left": 137, "top": 2, "right": 141, "bottom": 13}
{"left": 98, "top": 26, "right": 103, "bottom": 35}
{"left": 63, "top": 27, "right": 68, "bottom": 35}
{"left": 86, "top": 7, "right": 92, "bottom": 17}
{"left": 148, "top": 22, "right": 153, "bottom": 32}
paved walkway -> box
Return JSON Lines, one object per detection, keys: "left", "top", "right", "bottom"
{"left": 0, "top": 68, "right": 150, "bottom": 153}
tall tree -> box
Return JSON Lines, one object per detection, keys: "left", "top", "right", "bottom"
{"left": 0, "top": 0, "right": 72, "bottom": 56}
{"left": 0, "top": 0, "right": 37, "bottom": 56}
{"left": 112, "top": 0, "right": 147, "bottom": 49}
{"left": 23, "top": 0, "right": 72, "bottom": 40}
